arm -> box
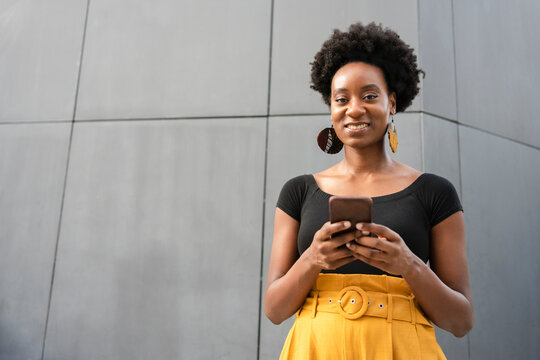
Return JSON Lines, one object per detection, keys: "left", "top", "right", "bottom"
{"left": 263, "top": 208, "right": 356, "bottom": 324}
{"left": 346, "top": 211, "right": 474, "bottom": 337}
{"left": 421, "top": 211, "right": 473, "bottom": 336}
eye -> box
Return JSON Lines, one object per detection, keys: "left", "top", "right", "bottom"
{"left": 363, "top": 93, "right": 379, "bottom": 101}
{"left": 334, "top": 97, "right": 348, "bottom": 104}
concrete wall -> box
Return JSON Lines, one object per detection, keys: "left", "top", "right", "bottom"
{"left": 1, "top": 0, "right": 538, "bottom": 359}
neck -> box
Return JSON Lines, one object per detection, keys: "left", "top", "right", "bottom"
{"left": 338, "top": 142, "right": 394, "bottom": 175}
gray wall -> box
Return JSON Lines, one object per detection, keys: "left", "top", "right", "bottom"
{"left": 0, "top": 1, "right": 538, "bottom": 359}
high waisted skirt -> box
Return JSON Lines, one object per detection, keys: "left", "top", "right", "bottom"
{"left": 279, "top": 274, "right": 446, "bottom": 360}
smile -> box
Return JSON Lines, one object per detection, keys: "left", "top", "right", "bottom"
{"left": 345, "top": 123, "right": 369, "bottom": 130}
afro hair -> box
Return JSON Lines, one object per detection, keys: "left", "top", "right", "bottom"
{"left": 310, "top": 22, "right": 423, "bottom": 113}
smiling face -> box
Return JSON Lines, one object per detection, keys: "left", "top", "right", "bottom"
{"left": 330, "top": 62, "right": 396, "bottom": 150}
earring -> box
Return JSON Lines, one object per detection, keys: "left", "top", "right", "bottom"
{"left": 317, "top": 125, "right": 343, "bottom": 154}
{"left": 388, "top": 115, "right": 398, "bottom": 153}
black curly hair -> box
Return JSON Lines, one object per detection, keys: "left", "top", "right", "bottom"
{"left": 310, "top": 22, "right": 423, "bottom": 113}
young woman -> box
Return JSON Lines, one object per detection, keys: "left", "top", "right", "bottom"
{"left": 264, "top": 23, "right": 474, "bottom": 359}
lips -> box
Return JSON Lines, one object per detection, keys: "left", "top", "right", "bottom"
{"left": 345, "top": 123, "right": 369, "bottom": 130}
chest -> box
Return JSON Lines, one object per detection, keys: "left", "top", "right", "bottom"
{"left": 297, "top": 191, "right": 431, "bottom": 274}
{"left": 315, "top": 177, "right": 418, "bottom": 198}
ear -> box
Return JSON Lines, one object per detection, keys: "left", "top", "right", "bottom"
{"left": 389, "top": 92, "right": 397, "bottom": 114}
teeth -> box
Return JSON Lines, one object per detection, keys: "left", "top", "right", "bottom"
{"left": 347, "top": 123, "right": 369, "bottom": 129}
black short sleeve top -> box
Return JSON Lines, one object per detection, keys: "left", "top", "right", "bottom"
{"left": 276, "top": 173, "right": 463, "bottom": 275}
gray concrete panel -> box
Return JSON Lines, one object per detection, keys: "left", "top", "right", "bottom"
{"left": 260, "top": 113, "right": 422, "bottom": 359}
{"left": 434, "top": 327, "right": 468, "bottom": 360}
{"left": 422, "top": 114, "right": 468, "bottom": 358}
{"left": 0, "top": 0, "right": 87, "bottom": 122}
{"left": 453, "top": 0, "right": 540, "bottom": 148}
{"left": 460, "top": 126, "right": 540, "bottom": 358}
{"left": 388, "top": 113, "right": 423, "bottom": 171}
{"left": 75, "top": 0, "right": 271, "bottom": 120}
{"left": 43, "top": 119, "right": 265, "bottom": 359}
{"left": 419, "top": 0, "right": 457, "bottom": 120}
{"left": 270, "top": 0, "right": 420, "bottom": 115}
{"left": 0, "top": 123, "right": 71, "bottom": 360}
{"left": 423, "top": 114, "right": 461, "bottom": 194}
{"left": 260, "top": 115, "right": 341, "bottom": 360}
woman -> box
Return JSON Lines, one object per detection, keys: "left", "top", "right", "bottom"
{"left": 264, "top": 23, "right": 473, "bottom": 359}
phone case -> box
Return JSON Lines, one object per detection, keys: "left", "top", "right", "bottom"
{"left": 329, "top": 196, "right": 373, "bottom": 236}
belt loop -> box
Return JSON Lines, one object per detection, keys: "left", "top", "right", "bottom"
{"left": 312, "top": 291, "right": 319, "bottom": 318}
{"left": 409, "top": 297, "right": 416, "bottom": 325}
{"left": 386, "top": 293, "right": 393, "bottom": 323}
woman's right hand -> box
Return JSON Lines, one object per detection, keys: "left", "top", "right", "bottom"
{"left": 265, "top": 210, "right": 358, "bottom": 324}
{"left": 305, "top": 221, "right": 358, "bottom": 270}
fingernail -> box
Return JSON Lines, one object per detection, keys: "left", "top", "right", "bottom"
{"left": 344, "top": 221, "right": 351, "bottom": 227}
{"left": 362, "top": 230, "right": 370, "bottom": 236}
{"left": 356, "top": 223, "right": 363, "bottom": 229}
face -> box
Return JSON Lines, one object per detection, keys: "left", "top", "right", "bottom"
{"left": 330, "top": 62, "right": 396, "bottom": 150}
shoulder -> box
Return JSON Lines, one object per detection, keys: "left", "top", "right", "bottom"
{"left": 279, "top": 174, "right": 315, "bottom": 196}
{"left": 276, "top": 175, "right": 314, "bottom": 221}
{"left": 413, "top": 173, "right": 463, "bottom": 227}
{"left": 282, "top": 174, "right": 311, "bottom": 187}
{"left": 415, "top": 173, "right": 459, "bottom": 193}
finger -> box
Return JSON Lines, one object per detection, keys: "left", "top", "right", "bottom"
{"left": 347, "top": 241, "right": 387, "bottom": 262}
{"left": 315, "top": 222, "right": 348, "bottom": 242}
{"left": 320, "top": 240, "right": 356, "bottom": 261}
{"left": 330, "top": 255, "right": 356, "bottom": 270}
{"left": 353, "top": 229, "right": 369, "bottom": 239}
{"left": 354, "top": 236, "right": 391, "bottom": 252}
{"left": 317, "top": 246, "right": 353, "bottom": 269}
{"left": 322, "top": 221, "right": 352, "bottom": 239}
{"left": 329, "top": 246, "right": 355, "bottom": 261}
{"left": 356, "top": 222, "right": 398, "bottom": 240}
{"left": 329, "top": 231, "right": 357, "bottom": 246}
{"left": 348, "top": 248, "right": 388, "bottom": 269}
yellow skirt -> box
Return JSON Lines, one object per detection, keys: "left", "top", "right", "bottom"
{"left": 279, "top": 274, "right": 446, "bottom": 360}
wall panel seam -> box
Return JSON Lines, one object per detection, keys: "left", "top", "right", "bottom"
{"left": 450, "top": 0, "right": 464, "bottom": 197}
{"left": 416, "top": 0, "right": 423, "bottom": 112}
{"left": 0, "top": 120, "right": 73, "bottom": 125}
{"left": 458, "top": 123, "right": 540, "bottom": 151}
{"left": 257, "top": 1, "right": 275, "bottom": 359}
{"left": 40, "top": 0, "right": 91, "bottom": 358}
{"left": 422, "top": 112, "right": 539, "bottom": 151}
{"left": 0, "top": 110, "right": 432, "bottom": 125}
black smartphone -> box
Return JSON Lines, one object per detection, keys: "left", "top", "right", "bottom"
{"left": 329, "top": 196, "right": 373, "bottom": 237}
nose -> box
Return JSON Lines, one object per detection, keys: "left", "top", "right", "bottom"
{"left": 345, "top": 98, "right": 365, "bottom": 118}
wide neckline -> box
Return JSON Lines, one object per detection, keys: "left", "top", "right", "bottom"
{"left": 309, "top": 173, "right": 426, "bottom": 202}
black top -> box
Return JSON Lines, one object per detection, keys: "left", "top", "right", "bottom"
{"left": 276, "top": 173, "right": 463, "bottom": 275}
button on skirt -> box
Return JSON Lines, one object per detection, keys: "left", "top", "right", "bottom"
{"left": 279, "top": 273, "right": 446, "bottom": 360}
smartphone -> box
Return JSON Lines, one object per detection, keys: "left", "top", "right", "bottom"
{"left": 329, "top": 196, "right": 373, "bottom": 237}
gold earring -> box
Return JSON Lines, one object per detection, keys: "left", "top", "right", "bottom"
{"left": 388, "top": 115, "right": 398, "bottom": 153}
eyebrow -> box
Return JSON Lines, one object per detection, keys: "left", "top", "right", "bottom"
{"left": 332, "top": 84, "right": 381, "bottom": 95}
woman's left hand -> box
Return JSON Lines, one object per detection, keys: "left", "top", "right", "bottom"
{"left": 346, "top": 222, "right": 418, "bottom": 276}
